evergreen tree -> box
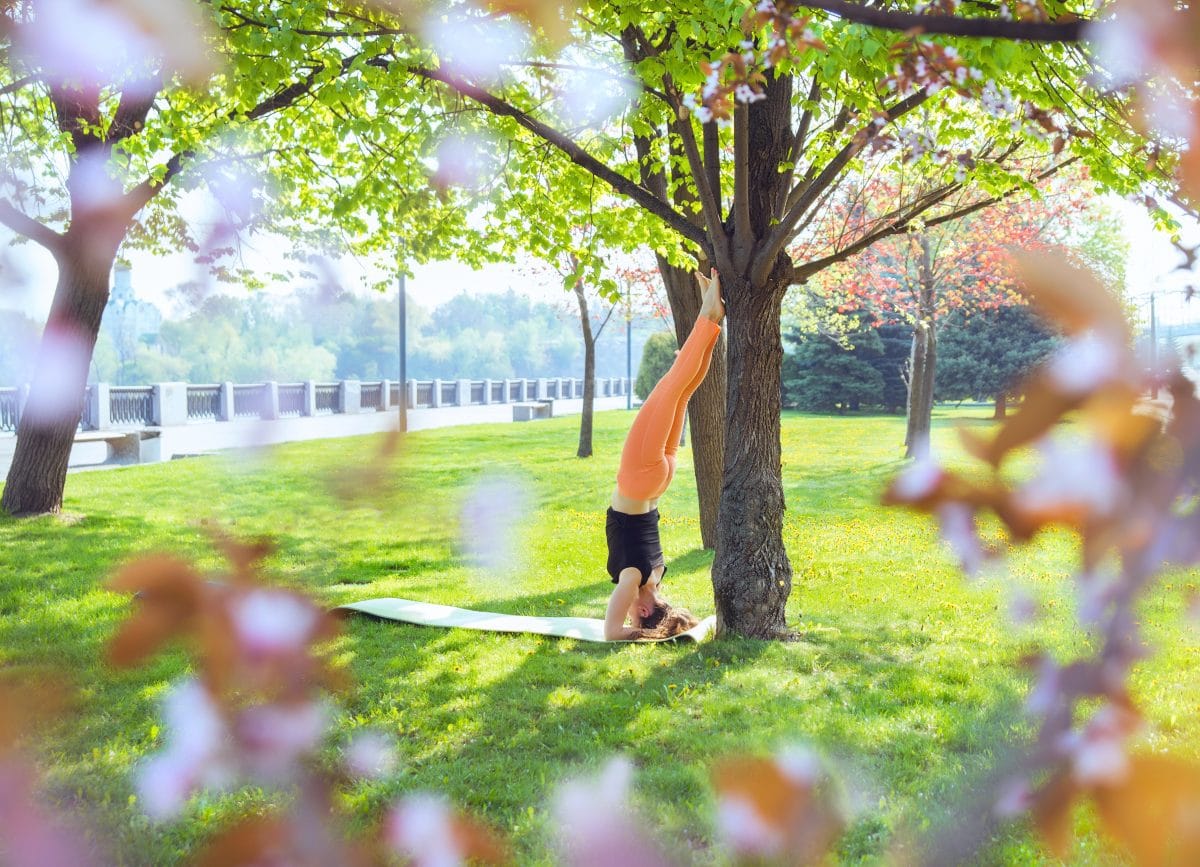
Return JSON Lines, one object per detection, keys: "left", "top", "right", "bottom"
{"left": 783, "top": 323, "right": 885, "bottom": 413}
{"left": 869, "top": 323, "right": 914, "bottom": 414}
{"left": 636, "top": 332, "right": 677, "bottom": 401}
{"left": 936, "top": 306, "right": 1059, "bottom": 417}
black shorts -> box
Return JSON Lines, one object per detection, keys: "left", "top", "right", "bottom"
{"left": 606, "top": 507, "right": 666, "bottom": 586}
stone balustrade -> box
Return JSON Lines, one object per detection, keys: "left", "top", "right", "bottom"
{"left": 0, "top": 378, "right": 631, "bottom": 434}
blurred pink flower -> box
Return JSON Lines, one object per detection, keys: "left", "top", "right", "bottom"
{"left": 433, "top": 134, "right": 494, "bottom": 190}
{"left": 238, "top": 701, "right": 328, "bottom": 780}
{"left": 552, "top": 758, "right": 672, "bottom": 867}
{"left": 423, "top": 14, "right": 529, "bottom": 83}
{"left": 1046, "top": 333, "right": 1122, "bottom": 396}
{"left": 232, "top": 590, "right": 320, "bottom": 655}
{"left": 344, "top": 732, "right": 398, "bottom": 780}
{"left": 385, "top": 794, "right": 466, "bottom": 867}
{"left": 22, "top": 326, "right": 93, "bottom": 426}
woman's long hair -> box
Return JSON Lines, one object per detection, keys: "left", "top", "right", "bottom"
{"left": 633, "top": 601, "right": 700, "bottom": 640}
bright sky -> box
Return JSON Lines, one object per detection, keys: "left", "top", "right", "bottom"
{"left": 1, "top": 193, "right": 1198, "bottom": 326}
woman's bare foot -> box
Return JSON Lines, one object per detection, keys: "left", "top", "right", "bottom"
{"left": 696, "top": 268, "right": 725, "bottom": 323}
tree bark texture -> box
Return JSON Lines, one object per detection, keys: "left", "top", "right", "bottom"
{"left": 574, "top": 281, "right": 596, "bottom": 458}
{"left": 658, "top": 260, "right": 726, "bottom": 550}
{"left": 993, "top": 392, "right": 1008, "bottom": 419}
{"left": 2, "top": 237, "right": 115, "bottom": 515}
{"left": 711, "top": 271, "right": 793, "bottom": 639}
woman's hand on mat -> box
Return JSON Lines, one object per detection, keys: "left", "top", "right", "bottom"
{"left": 697, "top": 268, "right": 725, "bottom": 324}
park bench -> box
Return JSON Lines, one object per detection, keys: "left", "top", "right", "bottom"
{"left": 512, "top": 400, "right": 553, "bottom": 422}
{"left": 74, "top": 429, "right": 161, "bottom": 465}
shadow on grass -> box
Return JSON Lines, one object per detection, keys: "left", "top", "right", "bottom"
{"left": 667, "top": 547, "right": 713, "bottom": 577}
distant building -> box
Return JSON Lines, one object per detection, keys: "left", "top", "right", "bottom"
{"left": 103, "top": 263, "right": 162, "bottom": 346}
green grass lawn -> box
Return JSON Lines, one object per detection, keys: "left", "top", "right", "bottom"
{"left": 2, "top": 408, "right": 1198, "bottom": 864}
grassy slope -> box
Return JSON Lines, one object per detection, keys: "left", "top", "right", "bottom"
{"left": 1, "top": 409, "right": 1197, "bottom": 864}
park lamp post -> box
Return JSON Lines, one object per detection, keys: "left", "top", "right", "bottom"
{"left": 625, "top": 281, "right": 633, "bottom": 410}
{"left": 398, "top": 264, "right": 408, "bottom": 433}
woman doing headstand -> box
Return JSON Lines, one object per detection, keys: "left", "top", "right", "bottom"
{"left": 604, "top": 269, "right": 724, "bottom": 640}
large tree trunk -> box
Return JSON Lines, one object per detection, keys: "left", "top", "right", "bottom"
{"left": 2, "top": 238, "right": 114, "bottom": 515}
{"left": 711, "top": 272, "right": 793, "bottom": 639}
{"left": 574, "top": 280, "right": 597, "bottom": 458}
{"left": 658, "top": 260, "right": 726, "bottom": 549}
{"left": 993, "top": 392, "right": 1008, "bottom": 419}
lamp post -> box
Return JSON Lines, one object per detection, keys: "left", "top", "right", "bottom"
{"left": 398, "top": 268, "right": 408, "bottom": 433}
{"left": 625, "top": 286, "right": 632, "bottom": 410}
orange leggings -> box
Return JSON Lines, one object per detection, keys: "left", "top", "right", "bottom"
{"left": 616, "top": 316, "right": 721, "bottom": 501}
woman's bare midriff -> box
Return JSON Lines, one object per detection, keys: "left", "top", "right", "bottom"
{"left": 610, "top": 486, "right": 657, "bottom": 515}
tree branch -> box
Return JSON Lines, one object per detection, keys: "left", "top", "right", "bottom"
{"left": 0, "top": 75, "right": 39, "bottom": 96}
{"left": 107, "top": 76, "right": 162, "bottom": 143}
{"left": 669, "top": 110, "right": 731, "bottom": 271}
{"left": 120, "top": 54, "right": 364, "bottom": 224}
{"left": 0, "top": 199, "right": 63, "bottom": 254}
{"left": 755, "top": 89, "right": 929, "bottom": 284}
{"left": 732, "top": 103, "right": 752, "bottom": 259}
{"left": 412, "top": 66, "right": 708, "bottom": 251}
{"left": 791, "top": 0, "right": 1086, "bottom": 41}
{"left": 703, "top": 120, "right": 721, "bottom": 214}
{"left": 775, "top": 77, "right": 821, "bottom": 221}
{"left": 797, "top": 156, "right": 1079, "bottom": 278}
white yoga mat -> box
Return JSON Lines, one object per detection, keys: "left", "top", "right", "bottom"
{"left": 335, "top": 598, "right": 716, "bottom": 644}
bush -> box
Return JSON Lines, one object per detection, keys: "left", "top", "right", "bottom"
{"left": 635, "top": 331, "right": 676, "bottom": 400}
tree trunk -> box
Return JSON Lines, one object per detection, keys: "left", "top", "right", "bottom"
{"left": 904, "top": 236, "right": 937, "bottom": 460}
{"left": 574, "top": 280, "right": 596, "bottom": 458}
{"left": 2, "top": 239, "right": 113, "bottom": 515}
{"left": 993, "top": 392, "right": 1008, "bottom": 419}
{"left": 658, "top": 260, "right": 725, "bottom": 549}
{"left": 711, "top": 272, "right": 793, "bottom": 639}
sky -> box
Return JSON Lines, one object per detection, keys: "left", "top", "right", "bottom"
{"left": 2, "top": 193, "right": 1198, "bottom": 329}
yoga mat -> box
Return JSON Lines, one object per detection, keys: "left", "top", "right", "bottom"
{"left": 334, "top": 598, "right": 716, "bottom": 644}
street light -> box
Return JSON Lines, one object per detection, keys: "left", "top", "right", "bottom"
{"left": 398, "top": 264, "right": 408, "bottom": 433}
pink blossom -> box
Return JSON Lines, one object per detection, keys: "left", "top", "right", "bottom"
{"left": 557, "top": 68, "right": 636, "bottom": 125}
{"left": 459, "top": 474, "right": 529, "bottom": 574}
{"left": 1018, "top": 433, "right": 1122, "bottom": 520}
{"left": 0, "top": 761, "right": 98, "bottom": 866}
{"left": 423, "top": 14, "right": 528, "bottom": 84}
{"left": 552, "top": 758, "right": 672, "bottom": 867}
{"left": 993, "top": 777, "right": 1032, "bottom": 818}
{"left": 1024, "top": 657, "right": 1061, "bottom": 717}
{"left": 231, "top": 590, "right": 320, "bottom": 655}
{"left": 433, "top": 134, "right": 493, "bottom": 190}
{"left": 1058, "top": 704, "right": 1138, "bottom": 785}
{"left": 22, "top": 326, "right": 92, "bottom": 426}
{"left": 1084, "top": 14, "right": 1154, "bottom": 88}
{"left": 716, "top": 793, "right": 785, "bottom": 858}
{"left": 1046, "top": 333, "right": 1122, "bottom": 396}
{"left": 888, "top": 456, "right": 940, "bottom": 497}
{"left": 936, "top": 503, "right": 987, "bottom": 575}
{"left": 136, "top": 751, "right": 201, "bottom": 822}
{"left": 344, "top": 732, "right": 398, "bottom": 780}
{"left": 385, "top": 794, "right": 464, "bottom": 867}
{"left": 238, "top": 701, "right": 328, "bottom": 779}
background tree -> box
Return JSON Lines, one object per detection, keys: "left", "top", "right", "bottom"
{"left": 635, "top": 331, "right": 677, "bottom": 401}
{"left": 802, "top": 175, "right": 1113, "bottom": 455}
{"left": 783, "top": 321, "right": 885, "bottom": 413}
{"left": 399, "top": 0, "right": 1169, "bottom": 636}
{"left": 0, "top": 0, "right": 483, "bottom": 515}
{"left": 935, "top": 304, "right": 1060, "bottom": 418}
